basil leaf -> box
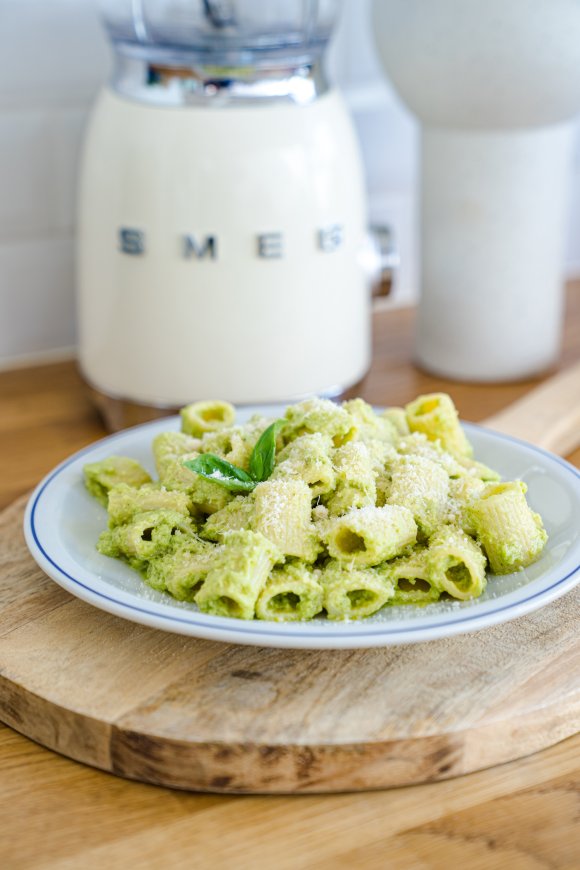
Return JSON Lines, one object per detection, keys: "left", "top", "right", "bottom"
{"left": 249, "top": 420, "right": 285, "bottom": 483}
{"left": 183, "top": 420, "right": 285, "bottom": 493}
{"left": 183, "top": 454, "right": 256, "bottom": 493}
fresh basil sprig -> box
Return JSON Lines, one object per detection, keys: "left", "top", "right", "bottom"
{"left": 183, "top": 453, "right": 256, "bottom": 493}
{"left": 249, "top": 420, "right": 285, "bottom": 482}
{"left": 183, "top": 420, "right": 285, "bottom": 494}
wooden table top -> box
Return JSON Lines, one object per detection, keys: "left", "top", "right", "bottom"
{"left": 1, "top": 284, "right": 579, "bottom": 869}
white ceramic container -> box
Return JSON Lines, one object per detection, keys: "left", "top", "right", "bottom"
{"left": 373, "top": 0, "right": 580, "bottom": 381}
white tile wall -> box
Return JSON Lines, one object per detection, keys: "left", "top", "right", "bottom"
{"left": 0, "top": 0, "right": 579, "bottom": 366}
{"left": 0, "top": 0, "right": 108, "bottom": 367}
{"left": 0, "top": 237, "right": 75, "bottom": 360}
{"left": 0, "top": 0, "right": 109, "bottom": 109}
{"left": 0, "top": 110, "right": 55, "bottom": 237}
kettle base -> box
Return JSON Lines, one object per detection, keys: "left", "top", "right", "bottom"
{"left": 83, "top": 375, "right": 366, "bottom": 432}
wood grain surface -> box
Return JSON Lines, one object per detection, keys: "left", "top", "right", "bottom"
{"left": 1, "top": 451, "right": 580, "bottom": 794}
{"left": 485, "top": 359, "right": 580, "bottom": 455}
{"left": 1, "top": 284, "right": 580, "bottom": 867}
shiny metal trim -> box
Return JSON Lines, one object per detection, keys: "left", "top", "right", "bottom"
{"left": 368, "top": 223, "right": 399, "bottom": 299}
{"left": 110, "top": 55, "right": 329, "bottom": 107}
{"left": 81, "top": 370, "right": 367, "bottom": 432}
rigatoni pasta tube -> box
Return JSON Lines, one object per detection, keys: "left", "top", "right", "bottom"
{"left": 342, "top": 398, "right": 398, "bottom": 444}
{"left": 180, "top": 400, "right": 235, "bottom": 438}
{"left": 325, "top": 505, "right": 417, "bottom": 568}
{"left": 380, "top": 407, "right": 410, "bottom": 437}
{"left": 282, "top": 397, "right": 357, "bottom": 447}
{"left": 97, "top": 509, "right": 196, "bottom": 562}
{"left": 256, "top": 563, "right": 324, "bottom": 622}
{"left": 152, "top": 431, "right": 202, "bottom": 478}
{"left": 272, "top": 433, "right": 336, "bottom": 497}
{"left": 84, "top": 456, "right": 152, "bottom": 506}
{"left": 107, "top": 483, "right": 191, "bottom": 527}
{"left": 427, "top": 526, "right": 487, "bottom": 600}
{"left": 374, "top": 469, "right": 392, "bottom": 508}
{"left": 405, "top": 393, "right": 472, "bottom": 458}
{"left": 253, "top": 479, "right": 319, "bottom": 562}
{"left": 146, "top": 545, "right": 215, "bottom": 600}
{"left": 387, "top": 455, "right": 449, "bottom": 539}
{"left": 195, "top": 530, "right": 280, "bottom": 619}
{"left": 325, "top": 441, "right": 376, "bottom": 517}
{"left": 321, "top": 562, "right": 395, "bottom": 619}
{"left": 202, "top": 496, "right": 255, "bottom": 542}
{"left": 468, "top": 481, "right": 548, "bottom": 574}
{"left": 446, "top": 476, "right": 486, "bottom": 535}
{"left": 455, "top": 456, "right": 501, "bottom": 482}
{"left": 380, "top": 550, "right": 440, "bottom": 605}
{"left": 396, "top": 432, "right": 466, "bottom": 478}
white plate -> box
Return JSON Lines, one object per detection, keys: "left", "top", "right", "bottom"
{"left": 24, "top": 407, "right": 580, "bottom": 649}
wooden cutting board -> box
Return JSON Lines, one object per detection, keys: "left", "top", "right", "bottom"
{"left": 1, "top": 363, "right": 579, "bottom": 794}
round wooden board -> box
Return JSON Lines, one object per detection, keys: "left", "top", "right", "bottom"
{"left": 1, "top": 495, "right": 579, "bottom": 794}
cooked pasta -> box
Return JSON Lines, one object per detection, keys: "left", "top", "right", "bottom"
{"left": 106, "top": 482, "right": 191, "bottom": 527}
{"left": 194, "top": 530, "right": 280, "bottom": 619}
{"left": 146, "top": 544, "right": 214, "bottom": 600}
{"left": 159, "top": 451, "right": 232, "bottom": 516}
{"left": 324, "top": 504, "right": 417, "bottom": 568}
{"left": 321, "top": 562, "right": 395, "bottom": 620}
{"left": 201, "top": 496, "right": 255, "bottom": 542}
{"left": 256, "top": 562, "right": 324, "bottom": 621}
{"left": 253, "top": 479, "right": 320, "bottom": 562}
{"left": 271, "top": 432, "right": 336, "bottom": 497}
{"left": 380, "top": 549, "right": 440, "bottom": 605}
{"left": 152, "top": 431, "right": 202, "bottom": 478}
{"left": 325, "top": 441, "right": 376, "bottom": 516}
{"left": 84, "top": 456, "right": 152, "bottom": 506}
{"left": 427, "top": 526, "right": 487, "bottom": 600}
{"left": 97, "top": 508, "right": 197, "bottom": 563}
{"left": 180, "top": 400, "right": 236, "bottom": 438}
{"left": 405, "top": 393, "right": 472, "bottom": 458}
{"left": 282, "top": 397, "right": 357, "bottom": 447}
{"left": 467, "top": 481, "right": 548, "bottom": 574}
{"left": 387, "top": 455, "right": 449, "bottom": 539}
{"left": 85, "top": 393, "right": 548, "bottom": 621}
{"left": 380, "top": 407, "right": 410, "bottom": 437}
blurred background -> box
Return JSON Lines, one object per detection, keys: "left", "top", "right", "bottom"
{"left": 3, "top": 0, "right": 579, "bottom": 370}
{"left": 0, "top": 0, "right": 580, "bottom": 367}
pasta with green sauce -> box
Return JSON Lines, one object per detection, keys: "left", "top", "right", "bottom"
{"left": 84, "top": 394, "right": 548, "bottom": 621}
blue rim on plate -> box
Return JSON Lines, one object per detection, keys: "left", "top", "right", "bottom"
{"left": 23, "top": 417, "right": 580, "bottom": 648}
